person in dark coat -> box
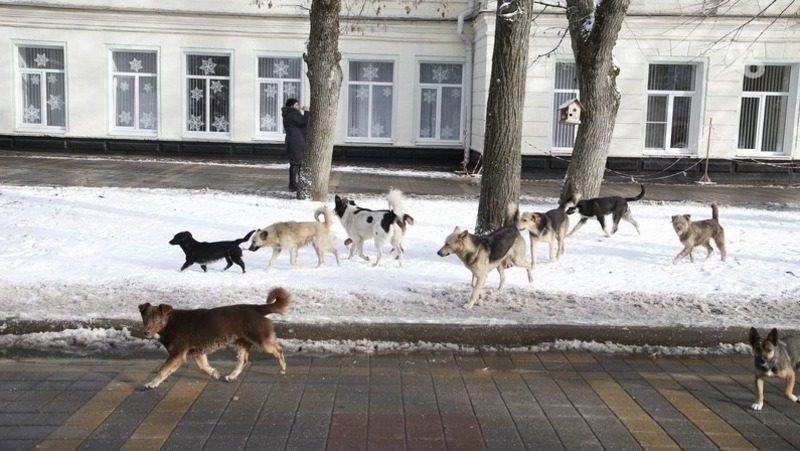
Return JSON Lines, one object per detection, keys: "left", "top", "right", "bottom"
{"left": 282, "top": 98, "right": 309, "bottom": 191}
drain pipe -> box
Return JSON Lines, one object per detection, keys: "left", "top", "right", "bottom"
{"left": 457, "top": 0, "right": 477, "bottom": 170}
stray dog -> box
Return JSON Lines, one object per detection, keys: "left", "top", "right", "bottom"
{"left": 437, "top": 223, "right": 533, "bottom": 309}
{"left": 748, "top": 327, "right": 800, "bottom": 410}
{"left": 671, "top": 203, "right": 727, "bottom": 264}
{"left": 169, "top": 230, "right": 255, "bottom": 273}
{"left": 563, "top": 185, "right": 644, "bottom": 237}
{"left": 138, "top": 287, "right": 290, "bottom": 389}
{"left": 517, "top": 207, "right": 569, "bottom": 268}
{"left": 334, "top": 189, "right": 414, "bottom": 266}
{"left": 248, "top": 206, "right": 339, "bottom": 269}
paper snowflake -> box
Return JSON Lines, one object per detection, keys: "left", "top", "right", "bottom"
{"left": 362, "top": 64, "right": 379, "bottom": 81}
{"left": 284, "top": 84, "right": 297, "bottom": 97}
{"left": 211, "top": 115, "right": 229, "bottom": 132}
{"left": 23, "top": 104, "right": 41, "bottom": 123}
{"left": 210, "top": 80, "right": 224, "bottom": 95}
{"left": 263, "top": 85, "right": 278, "bottom": 98}
{"left": 372, "top": 123, "right": 385, "bottom": 137}
{"left": 349, "top": 126, "right": 362, "bottom": 137}
{"left": 30, "top": 74, "right": 40, "bottom": 86}
{"left": 119, "top": 80, "right": 130, "bottom": 92}
{"left": 118, "top": 111, "right": 133, "bottom": 125}
{"left": 273, "top": 60, "right": 289, "bottom": 78}
{"left": 47, "top": 74, "right": 58, "bottom": 85}
{"left": 441, "top": 126, "right": 455, "bottom": 140}
{"left": 190, "top": 87, "right": 204, "bottom": 102}
{"left": 143, "top": 83, "right": 153, "bottom": 94}
{"left": 34, "top": 53, "right": 50, "bottom": 68}
{"left": 451, "top": 89, "right": 461, "bottom": 99}
{"left": 260, "top": 114, "right": 276, "bottom": 131}
{"left": 129, "top": 58, "right": 143, "bottom": 72}
{"left": 46, "top": 94, "right": 63, "bottom": 111}
{"left": 356, "top": 86, "right": 369, "bottom": 100}
{"left": 199, "top": 58, "right": 217, "bottom": 75}
{"left": 432, "top": 65, "right": 449, "bottom": 83}
{"left": 420, "top": 127, "right": 431, "bottom": 138}
{"left": 140, "top": 112, "right": 156, "bottom": 129}
{"left": 382, "top": 87, "right": 392, "bottom": 97}
{"left": 187, "top": 115, "right": 204, "bottom": 131}
{"left": 423, "top": 90, "right": 437, "bottom": 104}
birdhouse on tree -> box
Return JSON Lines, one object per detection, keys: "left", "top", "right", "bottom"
{"left": 558, "top": 98, "right": 583, "bottom": 125}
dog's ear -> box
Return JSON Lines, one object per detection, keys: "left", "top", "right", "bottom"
{"left": 159, "top": 304, "right": 174, "bottom": 317}
{"left": 684, "top": 215, "right": 691, "bottom": 221}
{"left": 458, "top": 230, "right": 469, "bottom": 240}
{"left": 452, "top": 226, "right": 461, "bottom": 234}
{"left": 259, "top": 230, "right": 269, "bottom": 240}
{"left": 138, "top": 303, "right": 150, "bottom": 314}
{"left": 749, "top": 327, "right": 760, "bottom": 346}
{"left": 767, "top": 328, "right": 779, "bottom": 345}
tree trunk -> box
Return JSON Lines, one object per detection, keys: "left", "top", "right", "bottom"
{"left": 475, "top": 0, "right": 534, "bottom": 234}
{"left": 297, "top": 0, "right": 343, "bottom": 201}
{"left": 559, "top": 0, "right": 630, "bottom": 205}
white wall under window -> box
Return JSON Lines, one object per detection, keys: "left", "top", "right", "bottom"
{"left": 347, "top": 60, "right": 394, "bottom": 142}
{"left": 16, "top": 45, "right": 67, "bottom": 131}
{"left": 109, "top": 50, "right": 158, "bottom": 135}
{"left": 644, "top": 63, "right": 702, "bottom": 154}
{"left": 737, "top": 65, "right": 795, "bottom": 155}
{"left": 256, "top": 56, "right": 302, "bottom": 139}
{"left": 417, "top": 62, "right": 463, "bottom": 143}
{"left": 184, "top": 52, "right": 231, "bottom": 137}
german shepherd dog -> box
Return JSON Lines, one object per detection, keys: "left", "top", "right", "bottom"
{"left": 437, "top": 219, "right": 533, "bottom": 309}
{"left": 334, "top": 189, "right": 414, "bottom": 266}
{"left": 517, "top": 207, "right": 569, "bottom": 268}
{"left": 138, "top": 287, "right": 290, "bottom": 389}
{"left": 563, "top": 185, "right": 644, "bottom": 237}
{"left": 671, "top": 203, "right": 726, "bottom": 264}
{"left": 748, "top": 327, "right": 800, "bottom": 410}
{"left": 169, "top": 230, "right": 255, "bottom": 273}
{"left": 248, "top": 206, "right": 339, "bottom": 269}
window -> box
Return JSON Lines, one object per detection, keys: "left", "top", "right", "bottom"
{"left": 553, "top": 62, "right": 579, "bottom": 149}
{"left": 257, "top": 57, "right": 302, "bottom": 135}
{"left": 418, "top": 63, "right": 463, "bottom": 142}
{"left": 17, "top": 46, "right": 66, "bottom": 129}
{"left": 185, "top": 53, "right": 231, "bottom": 135}
{"left": 347, "top": 61, "right": 393, "bottom": 140}
{"left": 737, "top": 65, "right": 791, "bottom": 154}
{"left": 111, "top": 51, "right": 157, "bottom": 133}
{"left": 645, "top": 64, "right": 698, "bottom": 151}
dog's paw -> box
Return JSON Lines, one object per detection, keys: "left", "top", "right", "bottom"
{"left": 144, "top": 382, "right": 159, "bottom": 390}
{"left": 224, "top": 375, "right": 237, "bottom": 383}
{"left": 790, "top": 394, "right": 798, "bottom": 403}
{"left": 751, "top": 402, "right": 763, "bottom": 411}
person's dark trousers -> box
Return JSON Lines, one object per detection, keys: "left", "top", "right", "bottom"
{"left": 289, "top": 163, "right": 301, "bottom": 191}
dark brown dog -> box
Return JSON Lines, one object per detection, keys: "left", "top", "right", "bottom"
{"left": 671, "top": 203, "right": 727, "bottom": 264}
{"left": 138, "top": 287, "right": 290, "bottom": 389}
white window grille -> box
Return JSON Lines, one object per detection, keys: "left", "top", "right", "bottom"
{"left": 257, "top": 57, "right": 302, "bottom": 136}
{"left": 185, "top": 54, "right": 231, "bottom": 135}
{"left": 111, "top": 51, "right": 157, "bottom": 133}
{"left": 737, "top": 65, "right": 791, "bottom": 154}
{"left": 347, "top": 61, "right": 393, "bottom": 140}
{"left": 17, "top": 46, "right": 66, "bottom": 129}
{"left": 418, "top": 63, "right": 463, "bottom": 142}
{"left": 645, "top": 64, "right": 697, "bottom": 151}
{"left": 552, "top": 62, "right": 579, "bottom": 150}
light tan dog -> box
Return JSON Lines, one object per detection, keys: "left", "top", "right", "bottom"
{"left": 248, "top": 206, "right": 339, "bottom": 269}
{"left": 671, "top": 203, "right": 727, "bottom": 264}
{"left": 437, "top": 225, "right": 532, "bottom": 309}
{"left": 516, "top": 207, "right": 569, "bottom": 268}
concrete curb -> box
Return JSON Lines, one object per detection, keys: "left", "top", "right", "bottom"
{"left": 2, "top": 319, "right": 791, "bottom": 348}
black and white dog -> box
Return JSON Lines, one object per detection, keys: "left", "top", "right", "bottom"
{"left": 334, "top": 190, "right": 414, "bottom": 266}
{"left": 562, "top": 185, "right": 644, "bottom": 237}
{"left": 169, "top": 230, "right": 255, "bottom": 273}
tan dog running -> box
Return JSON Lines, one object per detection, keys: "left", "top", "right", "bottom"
{"left": 138, "top": 287, "right": 290, "bottom": 389}
{"left": 249, "top": 206, "right": 339, "bottom": 269}
{"left": 671, "top": 203, "right": 727, "bottom": 264}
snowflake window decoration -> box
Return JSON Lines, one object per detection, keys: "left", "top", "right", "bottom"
{"left": 140, "top": 112, "right": 156, "bottom": 129}
{"left": 260, "top": 114, "right": 276, "bottom": 131}
{"left": 420, "top": 127, "right": 431, "bottom": 138}
{"left": 210, "top": 80, "right": 224, "bottom": 95}
{"left": 143, "top": 83, "right": 153, "bottom": 94}
{"left": 46, "top": 94, "right": 63, "bottom": 111}
{"left": 187, "top": 115, "right": 204, "bottom": 131}
{"left": 423, "top": 90, "right": 437, "bottom": 104}
{"left": 273, "top": 60, "right": 290, "bottom": 78}
{"left": 362, "top": 64, "right": 380, "bottom": 81}
{"left": 451, "top": 89, "right": 461, "bottom": 99}
{"left": 30, "top": 74, "right": 40, "bottom": 86}
{"left": 432, "top": 65, "right": 449, "bottom": 83}
{"left": 284, "top": 84, "right": 297, "bottom": 97}
{"left": 199, "top": 58, "right": 217, "bottom": 76}
{"left": 263, "top": 85, "right": 278, "bottom": 98}
{"left": 190, "top": 87, "right": 204, "bottom": 102}
{"left": 23, "top": 104, "right": 41, "bottom": 123}
{"left": 211, "top": 115, "right": 229, "bottom": 132}
{"left": 118, "top": 111, "right": 133, "bottom": 125}
{"left": 128, "top": 58, "right": 143, "bottom": 73}
{"left": 349, "top": 126, "right": 362, "bottom": 137}
{"left": 355, "top": 86, "right": 369, "bottom": 100}
{"left": 47, "top": 74, "right": 58, "bottom": 85}
{"left": 382, "top": 87, "right": 392, "bottom": 97}
{"left": 33, "top": 53, "right": 50, "bottom": 68}
{"left": 440, "top": 126, "right": 454, "bottom": 140}
{"left": 119, "top": 81, "right": 130, "bottom": 92}
{"left": 372, "top": 123, "right": 385, "bottom": 137}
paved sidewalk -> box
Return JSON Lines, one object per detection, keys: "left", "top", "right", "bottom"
{"left": 3, "top": 352, "right": 800, "bottom": 451}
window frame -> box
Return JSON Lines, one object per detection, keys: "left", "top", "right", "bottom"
{"left": 108, "top": 47, "right": 160, "bottom": 137}
{"left": 735, "top": 63, "right": 797, "bottom": 157}
{"left": 642, "top": 62, "right": 704, "bottom": 156}
{"left": 552, "top": 61, "right": 580, "bottom": 153}
{"left": 254, "top": 53, "right": 304, "bottom": 141}
{"left": 345, "top": 58, "right": 397, "bottom": 144}
{"left": 14, "top": 41, "right": 68, "bottom": 133}
{"left": 415, "top": 60, "right": 465, "bottom": 146}
{"left": 182, "top": 49, "right": 234, "bottom": 140}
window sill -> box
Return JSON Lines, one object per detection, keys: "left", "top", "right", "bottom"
{"left": 253, "top": 133, "right": 284, "bottom": 142}
{"left": 734, "top": 151, "right": 790, "bottom": 159}
{"left": 109, "top": 129, "right": 158, "bottom": 138}
{"left": 182, "top": 132, "right": 232, "bottom": 141}
{"left": 345, "top": 138, "right": 393, "bottom": 145}
{"left": 15, "top": 126, "right": 67, "bottom": 135}
{"left": 414, "top": 139, "right": 463, "bottom": 147}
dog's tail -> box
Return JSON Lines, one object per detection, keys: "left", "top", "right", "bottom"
{"left": 236, "top": 229, "right": 256, "bottom": 245}
{"left": 314, "top": 206, "right": 334, "bottom": 228}
{"left": 711, "top": 202, "right": 719, "bottom": 220}
{"left": 258, "top": 287, "right": 290, "bottom": 316}
{"left": 626, "top": 184, "right": 646, "bottom": 202}
{"left": 387, "top": 188, "right": 405, "bottom": 217}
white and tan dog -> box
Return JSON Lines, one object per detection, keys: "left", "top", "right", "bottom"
{"left": 248, "top": 206, "right": 339, "bottom": 269}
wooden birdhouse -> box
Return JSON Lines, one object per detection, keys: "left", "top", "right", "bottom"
{"left": 558, "top": 98, "right": 583, "bottom": 125}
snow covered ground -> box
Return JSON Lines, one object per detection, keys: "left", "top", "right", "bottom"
{"left": 1, "top": 183, "right": 798, "bottom": 333}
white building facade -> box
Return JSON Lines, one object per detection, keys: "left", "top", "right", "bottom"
{"left": 1, "top": 0, "right": 798, "bottom": 173}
